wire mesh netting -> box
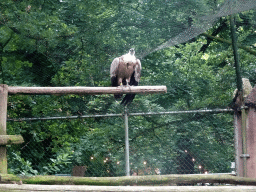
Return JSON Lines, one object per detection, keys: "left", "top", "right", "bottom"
{"left": 7, "top": 95, "right": 234, "bottom": 176}
{"left": 1, "top": 0, "right": 256, "bottom": 177}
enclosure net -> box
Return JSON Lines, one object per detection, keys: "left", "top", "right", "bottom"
{"left": 150, "top": 0, "right": 256, "bottom": 57}
{"left": 1, "top": 0, "right": 256, "bottom": 60}
{"left": 0, "top": 0, "right": 255, "bottom": 177}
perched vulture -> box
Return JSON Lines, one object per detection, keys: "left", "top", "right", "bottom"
{"left": 110, "top": 48, "right": 141, "bottom": 105}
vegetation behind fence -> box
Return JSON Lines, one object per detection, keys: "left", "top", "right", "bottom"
{"left": 1, "top": 0, "right": 255, "bottom": 178}
{"left": 7, "top": 104, "right": 234, "bottom": 177}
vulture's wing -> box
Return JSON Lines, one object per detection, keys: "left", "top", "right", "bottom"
{"left": 110, "top": 57, "right": 120, "bottom": 87}
{"left": 110, "top": 57, "right": 120, "bottom": 78}
{"left": 134, "top": 59, "right": 141, "bottom": 82}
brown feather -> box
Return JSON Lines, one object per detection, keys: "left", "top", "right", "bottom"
{"left": 110, "top": 49, "right": 141, "bottom": 105}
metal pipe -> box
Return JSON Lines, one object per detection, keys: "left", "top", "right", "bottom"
{"left": 7, "top": 113, "right": 123, "bottom": 122}
{"left": 129, "top": 109, "right": 233, "bottom": 116}
{"left": 230, "top": 14, "right": 243, "bottom": 92}
{"left": 124, "top": 106, "right": 130, "bottom": 176}
{"left": 7, "top": 109, "right": 233, "bottom": 122}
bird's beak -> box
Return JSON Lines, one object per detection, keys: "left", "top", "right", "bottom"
{"left": 130, "top": 48, "right": 135, "bottom": 55}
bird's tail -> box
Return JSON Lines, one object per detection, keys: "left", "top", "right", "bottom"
{"left": 121, "top": 94, "right": 136, "bottom": 106}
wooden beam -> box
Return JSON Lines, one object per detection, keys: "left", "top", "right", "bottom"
{"left": 0, "top": 135, "right": 24, "bottom": 145}
{"left": 2, "top": 174, "right": 256, "bottom": 186}
{"left": 8, "top": 86, "right": 167, "bottom": 95}
{"left": 1, "top": 183, "right": 256, "bottom": 192}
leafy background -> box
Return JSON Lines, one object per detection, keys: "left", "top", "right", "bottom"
{"left": 1, "top": 0, "right": 255, "bottom": 176}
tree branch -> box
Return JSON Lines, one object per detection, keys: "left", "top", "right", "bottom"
{"left": 199, "top": 19, "right": 227, "bottom": 53}
{"left": 201, "top": 33, "right": 256, "bottom": 56}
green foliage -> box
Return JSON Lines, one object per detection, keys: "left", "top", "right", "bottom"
{"left": 42, "top": 150, "right": 73, "bottom": 175}
{"left": 69, "top": 117, "right": 125, "bottom": 176}
{"left": 8, "top": 152, "right": 38, "bottom": 176}
{"left": 1, "top": 0, "right": 255, "bottom": 176}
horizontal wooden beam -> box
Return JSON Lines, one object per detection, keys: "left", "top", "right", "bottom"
{"left": 1, "top": 174, "right": 256, "bottom": 186}
{"left": 1, "top": 183, "right": 256, "bottom": 192}
{"left": 0, "top": 135, "right": 24, "bottom": 145}
{"left": 7, "top": 86, "right": 167, "bottom": 95}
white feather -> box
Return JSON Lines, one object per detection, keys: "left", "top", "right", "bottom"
{"left": 123, "top": 53, "right": 136, "bottom": 63}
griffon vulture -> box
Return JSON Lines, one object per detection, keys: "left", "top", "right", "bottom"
{"left": 110, "top": 48, "right": 141, "bottom": 105}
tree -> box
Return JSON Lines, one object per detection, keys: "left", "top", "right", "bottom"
{"left": 2, "top": 0, "right": 255, "bottom": 176}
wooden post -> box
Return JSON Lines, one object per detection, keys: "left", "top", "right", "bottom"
{"left": 232, "top": 78, "right": 252, "bottom": 177}
{"left": 241, "top": 107, "right": 248, "bottom": 177}
{"left": 233, "top": 79, "right": 256, "bottom": 178}
{"left": 234, "top": 113, "right": 242, "bottom": 177}
{"left": 246, "top": 106, "right": 256, "bottom": 178}
{"left": 0, "top": 84, "right": 8, "bottom": 174}
{"left": 244, "top": 85, "right": 256, "bottom": 178}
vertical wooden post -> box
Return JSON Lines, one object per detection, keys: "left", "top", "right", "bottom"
{"left": 244, "top": 84, "right": 256, "bottom": 178}
{"left": 241, "top": 107, "right": 248, "bottom": 177}
{"left": 233, "top": 79, "right": 253, "bottom": 177}
{"left": 0, "top": 84, "right": 8, "bottom": 174}
{"left": 246, "top": 106, "right": 256, "bottom": 178}
{"left": 234, "top": 113, "right": 242, "bottom": 177}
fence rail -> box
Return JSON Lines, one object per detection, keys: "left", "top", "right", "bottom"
{"left": 7, "top": 106, "right": 235, "bottom": 177}
{"left": 7, "top": 108, "right": 233, "bottom": 122}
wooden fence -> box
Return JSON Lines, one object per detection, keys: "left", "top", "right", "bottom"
{"left": 0, "top": 84, "right": 166, "bottom": 174}
{"left": 2, "top": 81, "right": 256, "bottom": 182}
{"left": 233, "top": 79, "right": 256, "bottom": 178}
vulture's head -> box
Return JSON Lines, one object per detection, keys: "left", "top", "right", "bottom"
{"left": 129, "top": 48, "right": 135, "bottom": 56}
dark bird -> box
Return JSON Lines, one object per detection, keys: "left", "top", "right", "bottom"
{"left": 110, "top": 48, "right": 141, "bottom": 105}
